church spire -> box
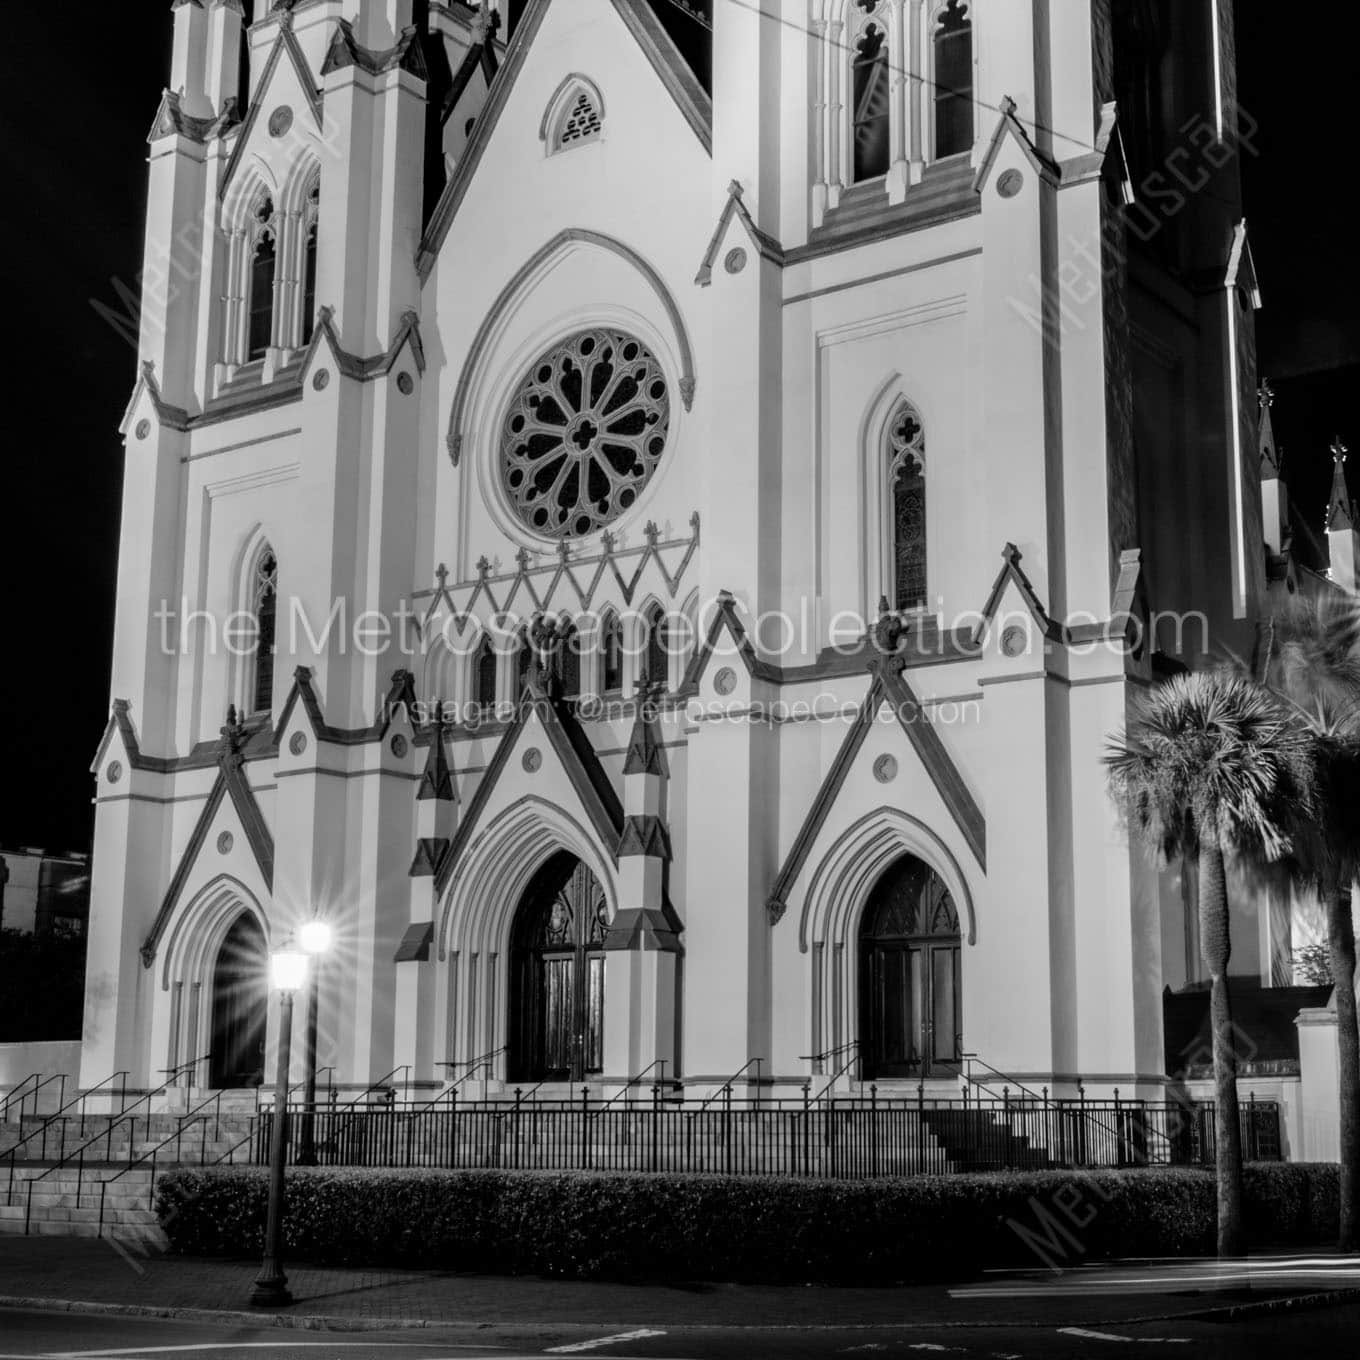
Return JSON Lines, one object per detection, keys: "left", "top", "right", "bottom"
{"left": 1258, "top": 380, "right": 1289, "bottom": 558}
{"left": 1328, "top": 437, "right": 1354, "bottom": 533}
{"left": 1258, "top": 379, "right": 1280, "bottom": 475}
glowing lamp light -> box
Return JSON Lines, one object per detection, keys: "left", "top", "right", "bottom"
{"left": 270, "top": 945, "right": 309, "bottom": 993}
{"left": 298, "top": 920, "right": 333, "bottom": 956}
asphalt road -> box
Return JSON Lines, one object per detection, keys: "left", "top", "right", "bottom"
{"left": 3, "top": 1304, "right": 1360, "bottom": 1360}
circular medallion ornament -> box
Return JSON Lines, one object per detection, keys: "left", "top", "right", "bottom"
{"left": 134, "top": 419, "right": 151, "bottom": 441}
{"left": 873, "top": 754, "right": 899, "bottom": 785}
{"left": 997, "top": 168, "right": 1024, "bottom": 199}
{"left": 106, "top": 761, "right": 123, "bottom": 785}
{"left": 396, "top": 371, "right": 415, "bottom": 396}
{"left": 268, "top": 106, "right": 294, "bottom": 139}
{"left": 522, "top": 747, "right": 543, "bottom": 774}
{"left": 312, "top": 369, "right": 330, "bottom": 391}
{"left": 289, "top": 732, "right": 308, "bottom": 756}
{"left": 1001, "top": 624, "right": 1029, "bottom": 658}
{"left": 217, "top": 831, "right": 234, "bottom": 855}
{"left": 724, "top": 247, "right": 748, "bottom": 275}
{"left": 390, "top": 734, "right": 409, "bottom": 759}
{"left": 501, "top": 328, "right": 671, "bottom": 539}
{"left": 713, "top": 667, "right": 737, "bottom": 696}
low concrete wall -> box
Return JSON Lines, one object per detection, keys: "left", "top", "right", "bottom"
{"left": 0, "top": 1040, "right": 83, "bottom": 1114}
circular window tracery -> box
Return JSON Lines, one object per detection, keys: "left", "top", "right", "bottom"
{"left": 500, "top": 327, "right": 670, "bottom": 539}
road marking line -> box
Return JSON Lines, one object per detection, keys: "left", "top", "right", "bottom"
{"left": 44, "top": 1347, "right": 456, "bottom": 1357}
{"left": 545, "top": 1332, "right": 666, "bottom": 1355}
{"left": 1059, "top": 1329, "right": 1133, "bottom": 1342}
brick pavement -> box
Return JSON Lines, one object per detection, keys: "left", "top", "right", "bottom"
{"left": 0, "top": 1237, "right": 1354, "bottom": 1332}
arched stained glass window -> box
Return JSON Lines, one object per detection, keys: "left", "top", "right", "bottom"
{"left": 852, "top": 19, "right": 891, "bottom": 182}
{"left": 888, "top": 401, "right": 927, "bottom": 611}
{"left": 473, "top": 634, "right": 498, "bottom": 709}
{"left": 248, "top": 197, "right": 277, "bottom": 361}
{"left": 251, "top": 549, "right": 278, "bottom": 714}
{"left": 301, "top": 179, "right": 319, "bottom": 346}
{"left": 642, "top": 604, "right": 668, "bottom": 692}
{"left": 933, "top": 0, "right": 974, "bottom": 159}
{"left": 557, "top": 624, "right": 581, "bottom": 699}
{"left": 601, "top": 613, "right": 624, "bottom": 695}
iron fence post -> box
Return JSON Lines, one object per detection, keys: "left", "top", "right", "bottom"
{"left": 651, "top": 1082, "right": 660, "bottom": 1173}
{"left": 580, "top": 1085, "right": 589, "bottom": 1170}
{"left": 870, "top": 1084, "right": 879, "bottom": 1177}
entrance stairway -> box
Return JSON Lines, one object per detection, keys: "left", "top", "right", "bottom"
{"left": 0, "top": 1109, "right": 256, "bottom": 1244}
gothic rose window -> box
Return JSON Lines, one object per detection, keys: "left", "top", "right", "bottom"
{"left": 501, "top": 328, "right": 670, "bottom": 539}
{"left": 888, "top": 401, "right": 927, "bottom": 611}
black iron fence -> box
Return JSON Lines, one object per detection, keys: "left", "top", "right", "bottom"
{"left": 251, "top": 1088, "right": 1282, "bottom": 1179}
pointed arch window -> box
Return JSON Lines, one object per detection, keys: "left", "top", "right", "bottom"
{"left": 852, "top": 19, "right": 891, "bottom": 183}
{"left": 473, "top": 634, "right": 499, "bottom": 710}
{"left": 887, "top": 401, "right": 927, "bottom": 612}
{"left": 251, "top": 549, "right": 279, "bottom": 714}
{"left": 642, "top": 604, "right": 668, "bottom": 692}
{"left": 301, "top": 178, "right": 319, "bottom": 346}
{"left": 933, "top": 1, "right": 974, "bottom": 159}
{"left": 247, "top": 196, "right": 278, "bottom": 361}
{"left": 515, "top": 626, "right": 534, "bottom": 695}
{"left": 601, "top": 613, "right": 624, "bottom": 695}
{"left": 557, "top": 623, "right": 582, "bottom": 700}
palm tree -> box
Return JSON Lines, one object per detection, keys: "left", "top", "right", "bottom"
{"left": 1106, "top": 671, "right": 1314, "bottom": 1257}
{"left": 1255, "top": 594, "right": 1360, "bottom": 1251}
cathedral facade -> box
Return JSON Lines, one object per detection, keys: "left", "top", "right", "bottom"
{"left": 86, "top": 0, "right": 1298, "bottom": 1109}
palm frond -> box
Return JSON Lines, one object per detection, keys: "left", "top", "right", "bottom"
{"left": 1105, "top": 671, "right": 1315, "bottom": 866}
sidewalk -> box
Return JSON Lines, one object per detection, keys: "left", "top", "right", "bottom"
{"left": 0, "top": 1237, "right": 1356, "bottom": 1333}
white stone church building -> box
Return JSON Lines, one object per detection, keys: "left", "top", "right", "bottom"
{"left": 78, "top": 0, "right": 1358, "bottom": 1134}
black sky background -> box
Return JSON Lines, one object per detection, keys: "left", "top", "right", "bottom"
{"left": 1, "top": 2, "right": 1355, "bottom": 853}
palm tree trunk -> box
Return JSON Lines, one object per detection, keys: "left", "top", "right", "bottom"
{"left": 1199, "top": 844, "right": 1244, "bottom": 1257}
{"left": 1327, "top": 887, "right": 1360, "bottom": 1252}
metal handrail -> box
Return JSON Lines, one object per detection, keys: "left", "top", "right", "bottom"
{"left": 699, "top": 1058, "right": 764, "bottom": 1111}
{"left": 2, "top": 1071, "right": 130, "bottom": 1187}
{"left": 160, "top": 1053, "right": 212, "bottom": 1087}
{"left": 96, "top": 1116, "right": 209, "bottom": 1237}
{"left": 3, "top": 1073, "right": 70, "bottom": 1124}
{"left": 401, "top": 1059, "right": 496, "bottom": 1120}
{"left": 812, "top": 1043, "right": 862, "bottom": 1103}
{"left": 260, "top": 1066, "right": 336, "bottom": 1109}
{"left": 1, "top": 1074, "right": 40, "bottom": 1122}
{"left": 346, "top": 1065, "right": 412, "bottom": 1105}
{"left": 960, "top": 1052, "right": 1048, "bottom": 1106}
{"left": 18, "top": 1101, "right": 163, "bottom": 1230}
{"left": 596, "top": 1060, "right": 669, "bottom": 1111}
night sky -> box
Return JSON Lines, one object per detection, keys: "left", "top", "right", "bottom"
{"left": 1, "top": 3, "right": 1355, "bottom": 853}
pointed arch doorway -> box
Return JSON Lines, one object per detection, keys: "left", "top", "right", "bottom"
{"left": 208, "top": 913, "right": 268, "bottom": 1089}
{"left": 508, "top": 852, "right": 609, "bottom": 1083}
{"left": 859, "top": 855, "right": 962, "bottom": 1079}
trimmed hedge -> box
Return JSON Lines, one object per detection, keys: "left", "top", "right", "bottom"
{"left": 157, "top": 1164, "right": 1339, "bottom": 1284}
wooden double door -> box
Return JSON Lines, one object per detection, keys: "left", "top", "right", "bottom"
{"left": 509, "top": 853, "right": 609, "bottom": 1083}
{"left": 859, "top": 855, "right": 963, "bottom": 1080}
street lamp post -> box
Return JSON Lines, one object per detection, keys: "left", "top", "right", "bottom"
{"left": 295, "top": 919, "right": 332, "bottom": 1167}
{"left": 251, "top": 941, "right": 307, "bottom": 1309}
